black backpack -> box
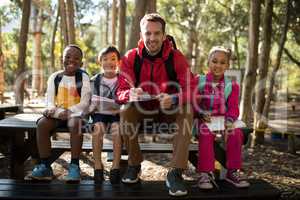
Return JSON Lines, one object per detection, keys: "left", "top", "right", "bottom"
{"left": 133, "top": 50, "right": 178, "bottom": 88}
{"left": 54, "top": 69, "right": 88, "bottom": 97}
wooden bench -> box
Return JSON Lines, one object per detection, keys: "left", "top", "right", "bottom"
{"left": 0, "top": 104, "right": 21, "bottom": 119}
{"left": 0, "top": 179, "right": 280, "bottom": 200}
{"left": 0, "top": 113, "right": 251, "bottom": 180}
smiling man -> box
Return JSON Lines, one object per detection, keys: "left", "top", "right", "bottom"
{"left": 116, "top": 13, "right": 196, "bottom": 196}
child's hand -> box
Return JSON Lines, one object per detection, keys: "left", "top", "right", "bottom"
{"left": 58, "top": 110, "right": 71, "bottom": 120}
{"left": 201, "top": 113, "right": 211, "bottom": 123}
{"left": 43, "top": 108, "right": 56, "bottom": 118}
{"left": 225, "top": 120, "right": 234, "bottom": 131}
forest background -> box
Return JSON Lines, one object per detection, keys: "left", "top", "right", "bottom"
{"left": 0, "top": 0, "right": 299, "bottom": 145}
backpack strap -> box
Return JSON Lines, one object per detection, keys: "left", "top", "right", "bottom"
{"left": 54, "top": 72, "right": 64, "bottom": 96}
{"left": 224, "top": 76, "right": 232, "bottom": 102}
{"left": 75, "top": 69, "right": 88, "bottom": 97}
{"left": 198, "top": 74, "right": 206, "bottom": 93}
{"left": 94, "top": 73, "right": 103, "bottom": 96}
{"left": 164, "top": 51, "right": 178, "bottom": 83}
{"left": 134, "top": 48, "right": 143, "bottom": 87}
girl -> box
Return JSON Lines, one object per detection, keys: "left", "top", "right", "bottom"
{"left": 196, "top": 46, "right": 249, "bottom": 189}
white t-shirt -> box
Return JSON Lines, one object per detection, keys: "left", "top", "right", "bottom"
{"left": 91, "top": 75, "right": 119, "bottom": 115}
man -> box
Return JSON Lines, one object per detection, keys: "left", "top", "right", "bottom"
{"left": 116, "top": 13, "right": 195, "bottom": 196}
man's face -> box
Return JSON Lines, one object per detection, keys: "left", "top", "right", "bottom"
{"left": 63, "top": 47, "right": 82, "bottom": 75}
{"left": 140, "top": 21, "right": 166, "bottom": 56}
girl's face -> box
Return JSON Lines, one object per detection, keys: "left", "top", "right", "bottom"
{"left": 208, "top": 51, "right": 229, "bottom": 81}
{"left": 99, "top": 52, "right": 119, "bottom": 78}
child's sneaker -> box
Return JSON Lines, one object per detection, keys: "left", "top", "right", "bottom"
{"left": 64, "top": 163, "right": 81, "bottom": 182}
{"left": 225, "top": 169, "right": 250, "bottom": 188}
{"left": 31, "top": 164, "right": 54, "bottom": 180}
{"left": 121, "top": 165, "right": 141, "bottom": 184}
{"left": 197, "top": 172, "right": 216, "bottom": 189}
{"left": 109, "top": 168, "right": 121, "bottom": 184}
{"left": 166, "top": 168, "right": 187, "bottom": 196}
{"left": 94, "top": 169, "right": 104, "bottom": 183}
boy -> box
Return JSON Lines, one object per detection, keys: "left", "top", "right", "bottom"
{"left": 90, "top": 46, "right": 122, "bottom": 184}
{"left": 31, "top": 44, "right": 91, "bottom": 182}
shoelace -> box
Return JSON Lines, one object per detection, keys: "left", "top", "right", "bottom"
{"left": 197, "top": 173, "right": 219, "bottom": 190}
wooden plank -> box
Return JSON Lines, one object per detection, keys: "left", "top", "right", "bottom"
{"left": 51, "top": 140, "right": 198, "bottom": 153}
{"left": 0, "top": 179, "right": 280, "bottom": 200}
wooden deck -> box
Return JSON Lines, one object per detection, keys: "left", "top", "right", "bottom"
{"left": 0, "top": 179, "right": 280, "bottom": 200}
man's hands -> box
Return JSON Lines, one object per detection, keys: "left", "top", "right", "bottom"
{"left": 129, "top": 88, "right": 144, "bottom": 102}
{"left": 157, "top": 93, "right": 173, "bottom": 109}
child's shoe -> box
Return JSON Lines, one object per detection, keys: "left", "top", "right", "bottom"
{"left": 31, "top": 164, "right": 54, "bottom": 180}
{"left": 109, "top": 168, "right": 121, "bottom": 184}
{"left": 94, "top": 169, "right": 104, "bottom": 183}
{"left": 197, "top": 172, "right": 216, "bottom": 189}
{"left": 64, "top": 163, "right": 81, "bottom": 182}
{"left": 225, "top": 169, "right": 250, "bottom": 188}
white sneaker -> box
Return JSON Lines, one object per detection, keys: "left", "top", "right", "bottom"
{"left": 197, "top": 172, "right": 215, "bottom": 189}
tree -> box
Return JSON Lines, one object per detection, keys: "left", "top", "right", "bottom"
{"left": 146, "top": 0, "right": 156, "bottom": 13}
{"left": 118, "top": 0, "right": 126, "bottom": 55}
{"left": 31, "top": 6, "right": 45, "bottom": 96}
{"left": 111, "top": 0, "right": 117, "bottom": 45}
{"left": 50, "top": 4, "right": 60, "bottom": 74}
{"left": 59, "top": 0, "right": 68, "bottom": 46}
{"left": 15, "top": 0, "right": 31, "bottom": 106}
{"left": 253, "top": 0, "right": 273, "bottom": 144}
{"left": 262, "top": 0, "right": 291, "bottom": 123}
{"left": 127, "top": 0, "right": 147, "bottom": 50}
{"left": 240, "top": 0, "right": 261, "bottom": 126}
{"left": 0, "top": 14, "right": 5, "bottom": 102}
{"left": 66, "top": 0, "right": 76, "bottom": 44}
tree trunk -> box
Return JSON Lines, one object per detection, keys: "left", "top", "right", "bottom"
{"left": 127, "top": 0, "right": 147, "bottom": 50}
{"left": 50, "top": 4, "right": 60, "bottom": 74}
{"left": 252, "top": 0, "right": 273, "bottom": 145}
{"left": 59, "top": 0, "right": 68, "bottom": 46}
{"left": 15, "top": 0, "right": 31, "bottom": 107}
{"left": 111, "top": 0, "right": 117, "bottom": 45}
{"left": 66, "top": 0, "right": 75, "bottom": 44}
{"left": 105, "top": 0, "right": 109, "bottom": 45}
{"left": 146, "top": 0, "right": 156, "bottom": 13}
{"left": 0, "top": 15, "right": 5, "bottom": 103}
{"left": 262, "top": 0, "right": 291, "bottom": 120}
{"left": 233, "top": 31, "right": 241, "bottom": 69}
{"left": 118, "top": 0, "right": 126, "bottom": 56}
{"left": 240, "top": 0, "right": 261, "bottom": 126}
{"left": 32, "top": 6, "right": 44, "bottom": 96}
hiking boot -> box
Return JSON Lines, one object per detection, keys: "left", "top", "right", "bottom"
{"left": 64, "top": 163, "right": 81, "bottom": 182}
{"left": 165, "top": 168, "right": 187, "bottom": 196}
{"left": 109, "top": 168, "right": 121, "bottom": 184}
{"left": 225, "top": 169, "right": 250, "bottom": 188}
{"left": 31, "top": 164, "right": 54, "bottom": 180}
{"left": 197, "top": 172, "right": 217, "bottom": 189}
{"left": 121, "top": 165, "right": 141, "bottom": 184}
{"left": 94, "top": 169, "right": 104, "bottom": 183}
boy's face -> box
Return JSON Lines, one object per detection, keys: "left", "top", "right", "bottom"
{"left": 140, "top": 21, "right": 166, "bottom": 56}
{"left": 208, "top": 51, "right": 229, "bottom": 80}
{"left": 63, "top": 47, "right": 83, "bottom": 75}
{"left": 100, "top": 52, "right": 119, "bottom": 77}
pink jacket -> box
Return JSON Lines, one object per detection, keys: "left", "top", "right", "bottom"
{"left": 196, "top": 72, "right": 240, "bottom": 122}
